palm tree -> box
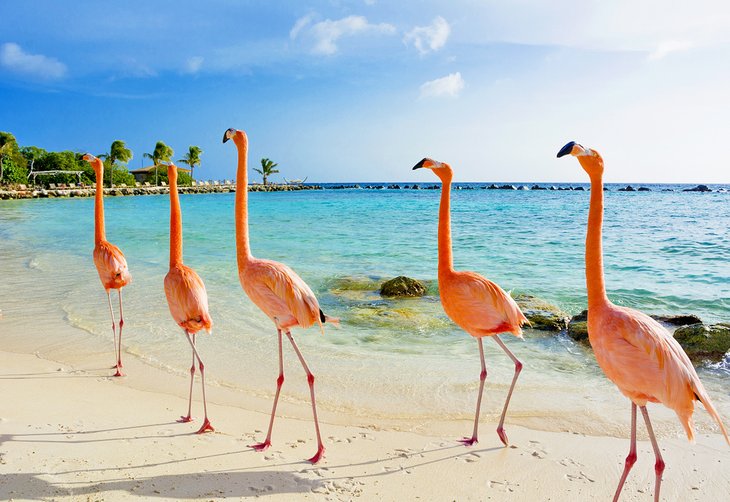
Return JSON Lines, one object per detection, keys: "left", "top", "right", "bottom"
{"left": 143, "top": 141, "right": 173, "bottom": 186}
{"left": 178, "top": 145, "right": 203, "bottom": 181}
{"left": 99, "top": 140, "right": 133, "bottom": 188}
{"left": 255, "top": 158, "right": 279, "bottom": 185}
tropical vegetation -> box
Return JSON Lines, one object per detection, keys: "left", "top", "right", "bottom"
{"left": 178, "top": 145, "right": 203, "bottom": 180}
{"left": 255, "top": 157, "right": 279, "bottom": 185}
{"left": 143, "top": 141, "right": 174, "bottom": 186}
{"left": 99, "top": 140, "right": 134, "bottom": 188}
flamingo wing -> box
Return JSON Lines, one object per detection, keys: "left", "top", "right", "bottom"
{"left": 164, "top": 265, "right": 212, "bottom": 333}
{"left": 244, "top": 259, "right": 321, "bottom": 329}
{"left": 93, "top": 241, "right": 131, "bottom": 289}
{"left": 443, "top": 271, "right": 527, "bottom": 336}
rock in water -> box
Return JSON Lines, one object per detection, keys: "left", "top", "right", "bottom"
{"left": 567, "top": 310, "right": 589, "bottom": 343}
{"left": 673, "top": 323, "right": 730, "bottom": 361}
{"left": 379, "top": 276, "right": 427, "bottom": 298}
{"left": 513, "top": 294, "right": 570, "bottom": 331}
{"left": 650, "top": 314, "right": 702, "bottom": 326}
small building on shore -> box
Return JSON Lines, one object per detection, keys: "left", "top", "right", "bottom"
{"left": 129, "top": 165, "right": 190, "bottom": 183}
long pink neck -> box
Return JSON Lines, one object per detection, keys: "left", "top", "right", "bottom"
{"left": 169, "top": 169, "right": 183, "bottom": 267}
{"left": 436, "top": 169, "right": 454, "bottom": 277}
{"left": 586, "top": 173, "right": 608, "bottom": 308}
{"left": 94, "top": 165, "right": 106, "bottom": 244}
{"left": 234, "top": 138, "right": 252, "bottom": 270}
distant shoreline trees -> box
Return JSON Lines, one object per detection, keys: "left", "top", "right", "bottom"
{"left": 178, "top": 145, "right": 202, "bottom": 180}
{"left": 99, "top": 140, "right": 134, "bottom": 188}
{"left": 255, "top": 158, "right": 279, "bottom": 185}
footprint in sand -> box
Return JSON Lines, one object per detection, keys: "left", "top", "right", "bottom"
{"left": 487, "top": 480, "right": 520, "bottom": 492}
{"left": 461, "top": 452, "right": 481, "bottom": 463}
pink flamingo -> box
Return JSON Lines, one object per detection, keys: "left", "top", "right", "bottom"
{"left": 413, "top": 158, "right": 528, "bottom": 446}
{"left": 163, "top": 162, "right": 214, "bottom": 434}
{"left": 83, "top": 153, "right": 131, "bottom": 377}
{"left": 224, "top": 128, "right": 338, "bottom": 464}
{"left": 557, "top": 141, "right": 729, "bottom": 501}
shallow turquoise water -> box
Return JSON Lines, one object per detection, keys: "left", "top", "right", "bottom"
{"left": 1, "top": 185, "right": 728, "bottom": 435}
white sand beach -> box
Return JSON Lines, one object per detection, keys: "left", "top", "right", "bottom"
{"left": 1, "top": 348, "right": 728, "bottom": 501}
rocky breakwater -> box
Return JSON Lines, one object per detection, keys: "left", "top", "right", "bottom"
{"left": 0, "top": 183, "right": 322, "bottom": 200}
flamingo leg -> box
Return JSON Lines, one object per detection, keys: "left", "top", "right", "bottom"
{"left": 460, "top": 337, "right": 487, "bottom": 446}
{"left": 105, "top": 291, "right": 123, "bottom": 377}
{"left": 178, "top": 332, "right": 196, "bottom": 423}
{"left": 116, "top": 289, "right": 125, "bottom": 373}
{"left": 185, "top": 332, "right": 214, "bottom": 434}
{"left": 492, "top": 334, "right": 522, "bottom": 445}
{"left": 285, "top": 331, "right": 325, "bottom": 464}
{"left": 251, "top": 329, "right": 285, "bottom": 452}
{"left": 612, "top": 403, "right": 638, "bottom": 502}
{"left": 640, "top": 406, "right": 665, "bottom": 502}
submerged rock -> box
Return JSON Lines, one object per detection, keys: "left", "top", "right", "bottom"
{"left": 673, "top": 323, "right": 730, "bottom": 360}
{"left": 683, "top": 184, "right": 711, "bottom": 192}
{"left": 650, "top": 314, "right": 703, "bottom": 326}
{"left": 380, "top": 276, "right": 427, "bottom": 298}
{"left": 567, "top": 310, "right": 589, "bottom": 343}
{"left": 514, "top": 294, "right": 570, "bottom": 331}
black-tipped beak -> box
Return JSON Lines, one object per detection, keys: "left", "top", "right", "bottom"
{"left": 222, "top": 128, "right": 234, "bottom": 143}
{"left": 412, "top": 158, "right": 428, "bottom": 170}
{"left": 557, "top": 141, "right": 576, "bottom": 158}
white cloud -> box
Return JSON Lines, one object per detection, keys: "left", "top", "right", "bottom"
{"left": 291, "top": 15, "right": 396, "bottom": 55}
{"left": 647, "top": 40, "right": 694, "bottom": 60}
{"left": 0, "top": 42, "right": 66, "bottom": 79}
{"left": 290, "top": 13, "right": 316, "bottom": 40}
{"left": 404, "top": 16, "right": 450, "bottom": 55}
{"left": 184, "top": 56, "right": 204, "bottom": 73}
{"left": 419, "top": 72, "right": 464, "bottom": 98}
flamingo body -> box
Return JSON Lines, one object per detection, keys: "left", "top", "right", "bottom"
{"left": 413, "top": 158, "right": 527, "bottom": 446}
{"left": 240, "top": 258, "right": 323, "bottom": 332}
{"left": 558, "top": 141, "right": 728, "bottom": 501}
{"left": 590, "top": 303, "right": 725, "bottom": 442}
{"left": 93, "top": 240, "right": 131, "bottom": 291}
{"left": 163, "top": 162, "right": 214, "bottom": 434}
{"left": 225, "top": 127, "right": 333, "bottom": 464}
{"left": 440, "top": 270, "right": 526, "bottom": 338}
{"left": 164, "top": 263, "right": 212, "bottom": 334}
{"left": 83, "top": 153, "right": 130, "bottom": 377}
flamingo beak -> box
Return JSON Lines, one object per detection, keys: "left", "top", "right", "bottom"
{"left": 412, "top": 158, "right": 442, "bottom": 170}
{"left": 556, "top": 142, "right": 577, "bottom": 158}
{"left": 412, "top": 158, "right": 428, "bottom": 170}
{"left": 222, "top": 128, "right": 235, "bottom": 143}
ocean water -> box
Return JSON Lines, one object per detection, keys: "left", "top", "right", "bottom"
{"left": 1, "top": 183, "right": 729, "bottom": 438}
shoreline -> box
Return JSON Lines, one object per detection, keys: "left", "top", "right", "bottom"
{"left": 1, "top": 347, "right": 729, "bottom": 501}
{"left": 0, "top": 182, "right": 725, "bottom": 200}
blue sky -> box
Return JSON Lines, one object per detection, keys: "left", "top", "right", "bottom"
{"left": 1, "top": 1, "right": 729, "bottom": 183}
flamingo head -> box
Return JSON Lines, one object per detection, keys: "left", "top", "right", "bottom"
{"left": 556, "top": 141, "right": 603, "bottom": 177}
{"left": 412, "top": 158, "right": 453, "bottom": 180}
{"left": 82, "top": 153, "right": 103, "bottom": 171}
{"left": 166, "top": 162, "right": 178, "bottom": 182}
{"left": 222, "top": 128, "right": 247, "bottom": 146}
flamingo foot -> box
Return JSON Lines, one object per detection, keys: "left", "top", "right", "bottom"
{"left": 196, "top": 418, "right": 214, "bottom": 434}
{"left": 307, "top": 446, "right": 325, "bottom": 464}
{"left": 250, "top": 440, "right": 271, "bottom": 452}
{"left": 113, "top": 367, "right": 125, "bottom": 377}
{"left": 459, "top": 436, "right": 478, "bottom": 446}
{"left": 496, "top": 426, "right": 509, "bottom": 446}
{"left": 177, "top": 415, "right": 193, "bottom": 423}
